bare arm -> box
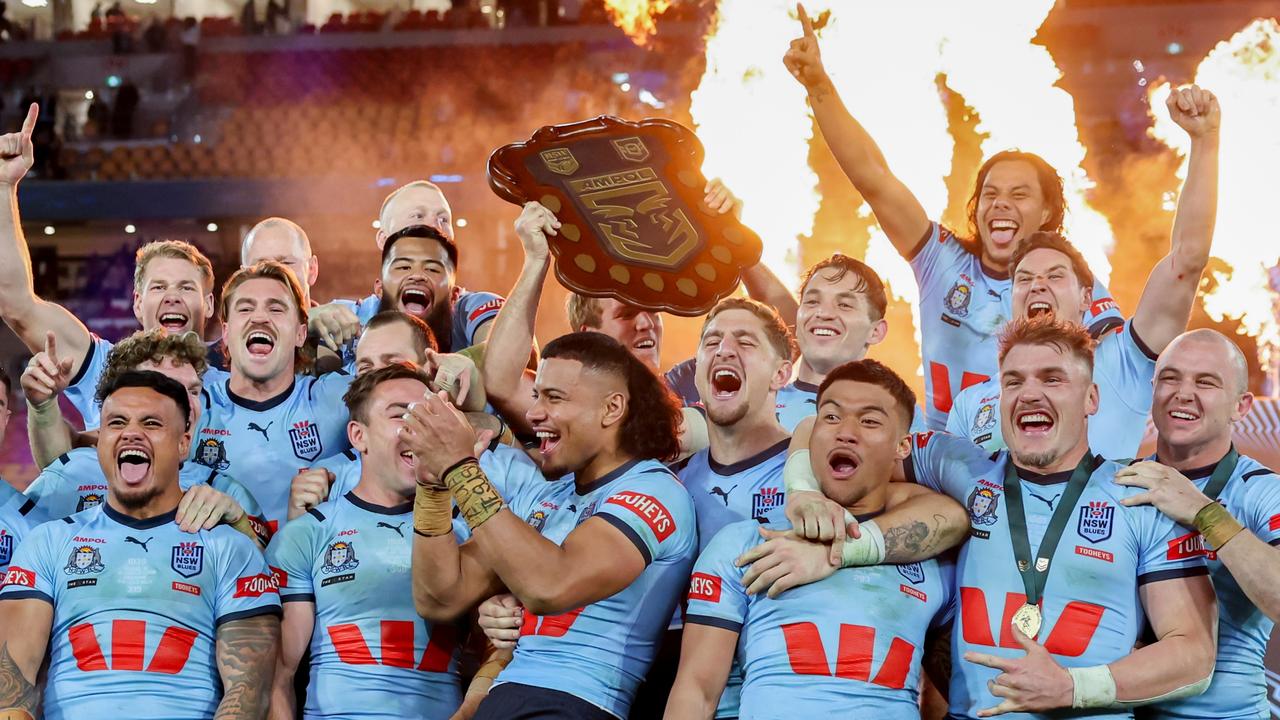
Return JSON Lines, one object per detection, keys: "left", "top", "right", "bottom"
{"left": 1109, "top": 574, "right": 1217, "bottom": 702}
{"left": 1213, "top": 532, "right": 1280, "bottom": 621}
{"left": 268, "top": 603, "right": 313, "bottom": 720}
{"left": 0, "top": 599, "right": 52, "bottom": 719}
{"left": 214, "top": 613, "right": 281, "bottom": 720}
{"left": 412, "top": 533, "right": 506, "bottom": 622}
{"left": 741, "top": 264, "right": 799, "bottom": 327}
{"left": 879, "top": 482, "right": 969, "bottom": 563}
{"left": 0, "top": 106, "right": 94, "bottom": 375}
{"left": 662, "top": 623, "right": 737, "bottom": 720}
{"left": 783, "top": 8, "right": 930, "bottom": 256}
{"left": 1131, "top": 86, "right": 1220, "bottom": 354}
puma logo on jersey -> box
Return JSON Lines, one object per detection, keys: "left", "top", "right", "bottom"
{"left": 377, "top": 521, "right": 406, "bottom": 537}
{"left": 1027, "top": 491, "right": 1060, "bottom": 510}
{"left": 125, "top": 536, "right": 154, "bottom": 552}
{"left": 708, "top": 485, "right": 737, "bottom": 506}
{"left": 248, "top": 421, "right": 274, "bottom": 441}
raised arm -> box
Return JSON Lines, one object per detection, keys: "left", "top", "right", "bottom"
{"left": 268, "top": 601, "right": 313, "bottom": 720}
{"left": 0, "top": 105, "right": 94, "bottom": 374}
{"left": 1131, "top": 85, "right": 1220, "bottom": 354}
{"left": 0, "top": 598, "right": 52, "bottom": 719}
{"left": 481, "top": 202, "right": 555, "bottom": 431}
{"left": 784, "top": 5, "right": 930, "bottom": 256}
{"left": 22, "top": 332, "right": 77, "bottom": 468}
{"left": 214, "top": 614, "right": 280, "bottom": 720}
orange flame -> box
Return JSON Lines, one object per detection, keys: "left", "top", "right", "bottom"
{"left": 602, "top": 0, "right": 672, "bottom": 46}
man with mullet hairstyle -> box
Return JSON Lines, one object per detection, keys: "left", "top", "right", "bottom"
{"left": 0, "top": 371, "right": 280, "bottom": 720}
{"left": 405, "top": 332, "right": 696, "bottom": 720}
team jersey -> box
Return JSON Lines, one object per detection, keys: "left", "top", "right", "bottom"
{"left": 191, "top": 368, "right": 353, "bottom": 531}
{"left": 63, "top": 334, "right": 115, "bottom": 430}
{"left": 267, "top": 491, "right": 467, "bottom": 719}
{"left": 26, "top": 448, "right": 269, "bottom": 541}
{"left": 0, "top": 503, "right": 281, "bottom": 720}
{"left": 915, "top": 451, "right": 1208, "bottom": 719}
{"left": 686, "top": 519, "right": 954, "bottom": 718}
{"left": 663, "top": 358, "right": 701, "bottom": 407}
{"left": 676, "top": 439, "right": 789, "bottom": 719}
{"left": 333, "top": 288, "right": 503, "bottom": 361}
{"left": 0, "top": 478, "right": 47, "bottom": 575}
{"left": 946, "top": 321, "right": 1157, "bottom": 459}
{"left": 776, "top": 380, "right": 927, "bottom": 434}
{"left": 906, "top": 222, "right": 1124, "bottom": 430}
{"left": 1145, "top": 451, "right": 1280, "bottom": 720}
{"left": 489, "top": 453, "right": 697, "bottom": 718}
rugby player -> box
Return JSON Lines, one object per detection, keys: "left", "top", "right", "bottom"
{"left": 407, "top": 332, "right": 695, "bottom": 719}
{"left": 948, "top": 85, "right": 1220, "bottom": 458}
{"left": 784, "top": 8, "right": 1124, "bottom": 429}
{"left": 0, "top": 365, "right": 47, "bottom": 577}
{"left": 1114, "top": 329, "right": 1280, "bottom": 719}
{"left": 0, "top": 370, "right": 280, "bottom": 719}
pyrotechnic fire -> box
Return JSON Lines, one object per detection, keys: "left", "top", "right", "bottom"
{"left": 1149, "top": 18, "right": 1280, "bottom": 373}
{"left": 602, "top": 0, "right": 672, "bottom": 46}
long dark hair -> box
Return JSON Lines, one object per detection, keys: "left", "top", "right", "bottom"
{"left": 542, "top": 332, "right": 682, "bottom": 462}
{"left": 965, "top": 150, "right": 1066, "bottom": 245}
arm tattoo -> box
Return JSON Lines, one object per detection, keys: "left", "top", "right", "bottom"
{"left": 0, "top": 643, "right": 38, "bottom": 719}
{"left": 215, "top": 615, "right": 280, "bottom": 720}
{"left": 883, "top": 514, "right": 960, "bottom": 563}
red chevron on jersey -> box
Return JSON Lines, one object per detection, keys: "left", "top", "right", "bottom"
{"left": 606, "top": 492, "right": 675, "bottom": 542}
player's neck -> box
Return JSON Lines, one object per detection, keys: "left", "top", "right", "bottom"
{"left": 353, "top": 473, "right": 414, "bottom": 509}
{"left": 708, "top": 414, "right": 789, "bottom": 467}
{"left": 795, "top": 358, "right": 830, "bottom": 386}
{"left": 843, "top": 483, "right": 887, "bottom": 518}
{"left": 1156, "top": 435, "right": 1233, "bottom": 473}
{"left": 574, "top": 446, "right": 633, "bottom": 492}
{"left": 106, "top": 487, "right": 183, "bottom": 523}
{"left": 229, "top": 367, "right": 295, "bottom": 402}
{"left": 979, "top": 252, "right": 1010, "bottom": 280}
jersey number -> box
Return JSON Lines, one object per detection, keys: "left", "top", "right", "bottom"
{"left": 959, "top": 587, "right": 1104, "bottom": 656}
{"left": 69, "top": 620, "right": 198, "bottom": 674}
{"left": 327, "top": 621, "right": 458, "bottom": 671}
{"left": 780, "top": 621, "right": 915, "bottom": 690}
{"left": 929, "top": 362, "right": 988, "bottom": 414}
{"left": 520, "top": 607, "right": 585, "bottom": 638}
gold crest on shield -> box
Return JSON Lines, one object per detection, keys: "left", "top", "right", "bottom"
{"left": 569, "top": 168, "right": 698, "bottom": 270}
{"left": 539, "top": 148, "right": 580, "bottom": 176}
{"left": 611, "top": 137, "right": 650, "bottom": 163}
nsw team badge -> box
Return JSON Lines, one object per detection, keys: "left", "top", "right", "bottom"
{"left": 77, "top": 492, "right": 105, "bottom": 512}
{"left": 171, "top": 542, "right": 205, "bottom": 578}
{"left": 967, "top": 487, "right": 1000, "bottom": 526}
{"left": 290, "top": 421, "right": 324, "bottom": 462}
{"left": 751, "top": 487, "right": 784, "bottom": 521}
{"left": 896, "top": 562, "right": 925, "bottom": 585}
{"left": 1077, "top": 501, "right": 1114, "bottom": 544}
{"left": 0, "top": 531, "right": 11, "bottom": 567}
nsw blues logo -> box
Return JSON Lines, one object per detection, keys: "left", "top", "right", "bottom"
{"left": 0, "top": 532, "right": 11, "bottom": 567}
{"left": 896, "top": 562, "right": 925, "bottom": 585}
{"left": 322, "top": 541, "right": 359, "bottom": 574}
{"left": 171, "top": 542, "right": 204, "bottom": 578}
{"left": 944, "top": 280, "right": 972, "bottom": 317}
{"left": 290, "top": 421, "right": 323, "bottom": 462}
{"left": 751, "top": 487, "right": 784, "bottom": 521}
{"left": 65, "top": 545, "right": 104, "bottom": 575}
{"left": 1077, "top": 501, "right": 1114, "bottom": 544}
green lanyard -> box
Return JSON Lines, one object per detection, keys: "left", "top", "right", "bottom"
{"left": 1003, "top": 453, "right": 1100, "bottom": 607}
{"left": 1201, "top": 447, "right": 1241, "bottom": 502}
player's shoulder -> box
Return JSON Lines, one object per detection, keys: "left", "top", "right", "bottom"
{"left": 201, "top": 520, "right": 267, "bottom": 556}
{"left": 303, "top": 367, "right": 353, "bottom": 396}
{"left": 707, "top": 518, "right": 776, "bottom": 557}
{"left": 615, "top": 459, "right": 689, "bottom": 497}
{"left": 1232, "top": 454, "right": 1280, "bottom": 497}
{"left": 457, "top": 288, "right": 505, "bottom": 309}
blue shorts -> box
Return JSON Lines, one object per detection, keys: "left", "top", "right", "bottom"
{"left": 475, "top": 683, "right": 617, "bottom": 720}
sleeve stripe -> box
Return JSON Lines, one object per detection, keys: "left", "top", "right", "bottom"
{"left": 903, "top": 454, "right": 919, "bottom": 486}
{"left": 0, "top": 590, "right": 53, "bottom": 604}
{"left": 903, "top": 223, "right": 934, "bottom": 262}
{"left": 1129, "top": 323, "right": 1159, "bottom": 362}
{"left": 216, "top": 606, "right": 283, "bottom": 626}
{"left": 1269, "top": 538, "right": 1280, "bottom": 547}
{"left": 281, "top": 594, "right": 316, "bottom": 604}
{"left": 67, "top": 338, "right": 97, "bottom": 387}
{"left": 684, "top": 614, "right": 743, "bottom": 634}
{"left": 597, "top": 513, "right": 653, "bottom": 566}
{"left": 1138, "top": 566, "right": 1210, "bottom": 586}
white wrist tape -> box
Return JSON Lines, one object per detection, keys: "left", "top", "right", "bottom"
{"left": 1069, "top": 665, "right": 1117, "bottom": 708}
{"left": 678, "top": 407, "right": 710, "bottom": 459}
{"left": 840, "top": 520, "right": 885, "bottom": 567}
{"left": 783, "top": 450, "right": 820, "bottom": 493}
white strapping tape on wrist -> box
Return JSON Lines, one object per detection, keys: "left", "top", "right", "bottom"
{"left": 840, "top": 519, "right": 885, "bottom": 567}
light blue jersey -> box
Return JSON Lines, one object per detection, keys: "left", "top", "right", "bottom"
{"left": 776, "top": 381, "right": 926, "bottom": 434}
{"left": 192, "top": 368, "right": 353, "bottom": 531}
{"left": 0, "top": 479, "right": 47, "bottom": 575}
{"left": 26, "top": 448, "right": 269, "bottom": 543}
{"left": 916, "top": 452, "right": 1208, "bottom": 719}
{"left": 63, "top": 334, "right": 114, "bottom": 430}
{"left": 1146, "top": 451, "right": 1280, "bottom": 720}
{"left": 677, "top": 440, "right": 789, "bottom": 718}
{"left": 686, "top": 519, "right": 954, "bottom": 718}
{"left": 907, "top": 222, "right": 1124, "bottom": 430}
{"left": 268, "top": 491, "right": 466, "bottom": 719}
{"left": 487, "top": 454, "right": 697, "bottom": 718}
{"left": 333, "top": 289, "right": 503, "bottom": 363}
{"left": 947, "top": 321, "right": 1157, "bottom": 460}
{"left": 0, "top": 503, "right": 281, "bottom": 720}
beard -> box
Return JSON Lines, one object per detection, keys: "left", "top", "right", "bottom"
{"left": 706, "top": 401, "right": 750, "bottom": 428}
{"left": 382, "top": 288, "right": 455, "bottom": 352}
{"left": 1012, "top": 449, "right": 1061, "bottom": 470}
{"left": 111, "top": 483, "right": 167, "bottom": 511}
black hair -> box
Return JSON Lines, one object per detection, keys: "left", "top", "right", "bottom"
{"left": 343, "top": 361, "right": 431, "bottom": 423}
{"left": 97, "top": 369, "right": 192, "bottom": 429}
{"left": 381, "top": 224, "right": 459, "bottom": 270}
{"left": 541, "top": 331, "right": 682, "bottom": 462}
{"left": 817, "top": 359, "right": 917, "bottom": 433}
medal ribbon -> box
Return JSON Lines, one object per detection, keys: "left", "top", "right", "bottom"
{"left": 1003, "top": 452, "right": 1101, "bottom": 608}
{"left": 1200, "top": 447, "right": 1240, "bottom": 502}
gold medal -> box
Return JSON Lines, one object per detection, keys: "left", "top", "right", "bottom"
{"left": 1011, "top": 603, "right": 1042, "bottom": 638}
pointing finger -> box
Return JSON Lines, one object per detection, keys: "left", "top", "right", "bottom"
{"left": 20, "top": 104, "right": 38, "bottom": 139}
{"left": 797, "top": 3, "right": 814, "bottom": 39}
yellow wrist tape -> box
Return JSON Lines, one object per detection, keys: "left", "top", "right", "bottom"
{"left": 1194, "top": 502, "right": 1245, "bottom": 550}
{"left": 473, "top": 646, "right": 513, "bottom": 683}
{"left": 414, "top": 485, "right": 454, "bottom": 537}
{"left": 445, "top": 458, "right": 505, "bottom": 531}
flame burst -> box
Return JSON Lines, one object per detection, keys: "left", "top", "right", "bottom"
{"left": 602, "top": 0, "right": 672, "bottom": 46}
{"left": 1149, "top": 18, "right": 1280, "bottom": 372}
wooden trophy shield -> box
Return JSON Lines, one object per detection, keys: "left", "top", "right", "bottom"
{"left": 487, "top": 116, "right": 762, "bottom": 316}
